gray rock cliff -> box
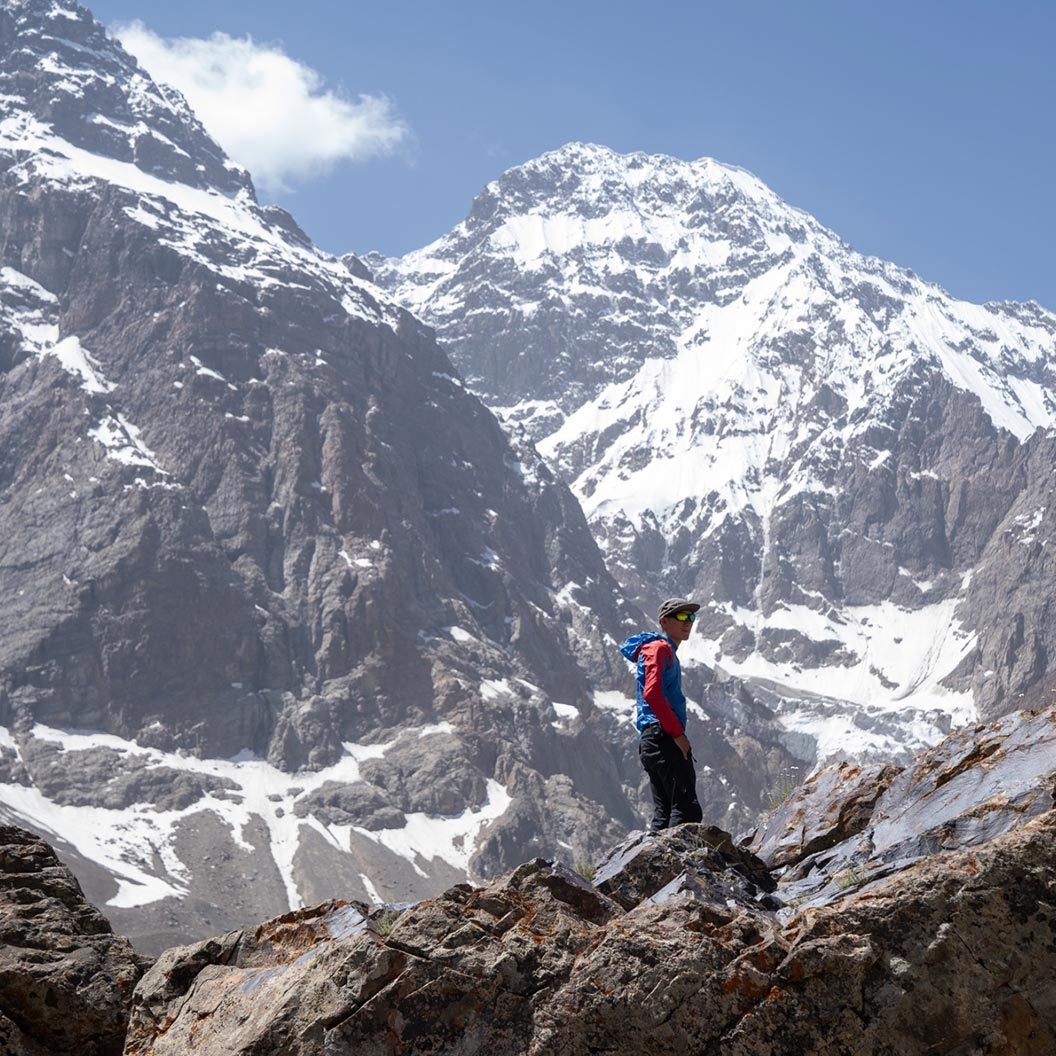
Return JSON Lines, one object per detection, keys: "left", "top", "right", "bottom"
{"left": 0, "top": 1, "right": 794, "bottom": 953}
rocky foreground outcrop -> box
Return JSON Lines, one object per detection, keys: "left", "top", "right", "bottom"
{"left": 120, "top": 704, "right": 1056, "bottom": 1055}
{"left": 0, "top": 825, "right": 144, "bottom": 1056}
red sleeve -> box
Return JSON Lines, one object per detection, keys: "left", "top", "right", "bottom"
{"left": 641, "top": 640, "right": 684, "bottom": 737}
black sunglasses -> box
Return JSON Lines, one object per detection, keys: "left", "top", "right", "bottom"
{"left": 671, "top": 611, "right": 696, "bottom": 623}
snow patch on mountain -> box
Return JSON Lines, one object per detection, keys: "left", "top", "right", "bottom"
{"left": 48, "top": 335, "right": 114, "bottom": 394}
{"left": 0, "top": 110, "right": 399, "bottom": 330}
{"left": 0, "top": 0, "right": 411, "bottom": 337}
{"left": 684, "top": 595, "right": 976, "bottom": 761}
{"left": 0, "top": 265, "right": 175, "bottom": 484}
{"left": 0, "top": 723, "right": 510, "bottom": 911}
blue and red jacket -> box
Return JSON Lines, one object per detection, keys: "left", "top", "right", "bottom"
{"left": 619, "top": 632, "right": 687, "bottom": 738}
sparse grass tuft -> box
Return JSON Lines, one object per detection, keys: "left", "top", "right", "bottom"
{"left": 374, "top": 909, "right": 402, "bottom": 937}
{"left": 834, "top": 865, "right": 865, "bottom": 890}
{"left": 576, "top": 862, "right": 597, "bottom": 882}
{"left": 766, "top": 770, "right": 801, "bottom": 811}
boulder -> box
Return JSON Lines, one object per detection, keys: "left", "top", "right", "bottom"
{"left": 0, "top": 825, "right": 144, "bottom": 1056}
{"left": 778, "top": 705, "right": 1056, "bottom": 905}
{"left": 748, "top": 760, "right": 901, "bottom": 869}
{"left": 592, "top": 823, "right": 776, "bottom": 909}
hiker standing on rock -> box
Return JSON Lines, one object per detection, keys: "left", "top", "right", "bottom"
{"left": 620, "top": 598, "right": 704, "bottom": 832}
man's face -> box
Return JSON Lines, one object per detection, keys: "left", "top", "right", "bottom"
{"left": 660, "top": 611, "right": 694, "bottom": 643}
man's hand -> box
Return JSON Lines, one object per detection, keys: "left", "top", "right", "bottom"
{"left": 673, "top": 734, "right": 691, "bottom": 760}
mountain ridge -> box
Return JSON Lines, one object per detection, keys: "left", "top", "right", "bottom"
{"left": 368, "top": 140, "right": 1056, "bottom": 761}
{"left": 1, "top": 3, "right": 795, "bottom": 953}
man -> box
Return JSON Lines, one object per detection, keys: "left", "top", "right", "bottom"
{"left": 620, "top": 598, "right": 704, "bottom": 832}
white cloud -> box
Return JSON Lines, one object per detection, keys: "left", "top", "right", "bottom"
{"left": 114, "top": 21, "right": 409, "bottom": 192}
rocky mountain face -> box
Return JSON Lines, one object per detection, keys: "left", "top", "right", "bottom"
{"left": 0, "top": 1, "right": 804, "bottom": 954}
{"left": 117, "top": 701, "right": 1056, "bottom": 1055}
{"left": 369, "top": 142, "right": 1056, "bottom": 765}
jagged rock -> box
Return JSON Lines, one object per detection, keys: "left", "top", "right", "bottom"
{"left": 17, "top": 738, "right": 238, "bottom": 811}
{"left": 748, "top": 760, "right": 901, "bottom": 869}
{"left": 0, "top": 744, "right": 28, "bottom": 785}
{"left": 124, "top": 865, "right": 620, "bottom": 1056}
{"left": 124, "top": 901, "right": 375, "bottom": 1056}
{"left": 358, "top": 734, "right": 488, "bottom": 817}
{"left": 592, "top": 824, "right": 775, "bottom": 910}
{"left": 124, "top": 704, "right": 1056, "bottom": 1055}
{"left": 4, "top": 0, "right": 1051, "bottom": 965}
{"left": 121, "top": 824, "right": 1056, "bottom": 1055}
{"left": 0, "top": 825, "right": 143, "bottom": 1056}
{"left": 292, "top": 781, "right": 405, "bottom": 830}
{"left": 0, "top": 0, "right": 250, "bottom": 197}
{"left": 774, "top": 706, "right": 1056, "bottom": 905}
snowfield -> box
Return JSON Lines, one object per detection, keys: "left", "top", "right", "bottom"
{"left": 0, "top": 723, "right": 510, "bottom": 911}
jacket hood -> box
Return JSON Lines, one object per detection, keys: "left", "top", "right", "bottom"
{"left": 619, "top": 631, "right": 667, "bottom": 662}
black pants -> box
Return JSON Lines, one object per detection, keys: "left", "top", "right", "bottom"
{"left": 638, "top": 723, "right": 703, "bottom": 831}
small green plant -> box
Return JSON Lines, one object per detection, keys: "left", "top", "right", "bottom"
{"left": 765, "top": 769, "right": 801, "bottom": 810}
{"left": 834, "top": 865, "right": 865, "bottom": 890}
{"left": 374, "top": 909, "right": 402, "bottom": 937}
{"left": 576, "top": 861, "right": 597, "bottom": 882}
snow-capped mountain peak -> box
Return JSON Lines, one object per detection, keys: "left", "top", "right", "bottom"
{"left": 374, "top": 143, "right": 1056, "bottom": 447}
{"left": 369, "top": 141, "right": 1056, "bottom": 764}
{"left": 0, "top": 0, "right": 412, "bottom": 342}
{"left": 1, "top": 0, "right": 250, "bottom": 195}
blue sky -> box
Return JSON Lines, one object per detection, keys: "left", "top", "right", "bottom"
{"left": 88, "top": 1, "right": 1055, "bottom": 308}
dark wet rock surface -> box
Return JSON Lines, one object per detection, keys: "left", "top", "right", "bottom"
{"left": 749, "top": 760, "right": 901, "bottom": 870}
{"left": 758, "top": 705, "right": 1056, "bottom": 907}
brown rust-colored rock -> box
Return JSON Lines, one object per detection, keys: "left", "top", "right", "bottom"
{"left": 126, "top": 814, "right": 1056, "bottom": 1054}
{"left": 748, "top": 760, "right": 901, "bottom": 869}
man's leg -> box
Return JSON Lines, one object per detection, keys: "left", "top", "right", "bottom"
{"left": 638, "top": 725, "right": 673, "bottom": 831}
{"left": 669, "top": 750, "right": 703, "bottom": 826}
